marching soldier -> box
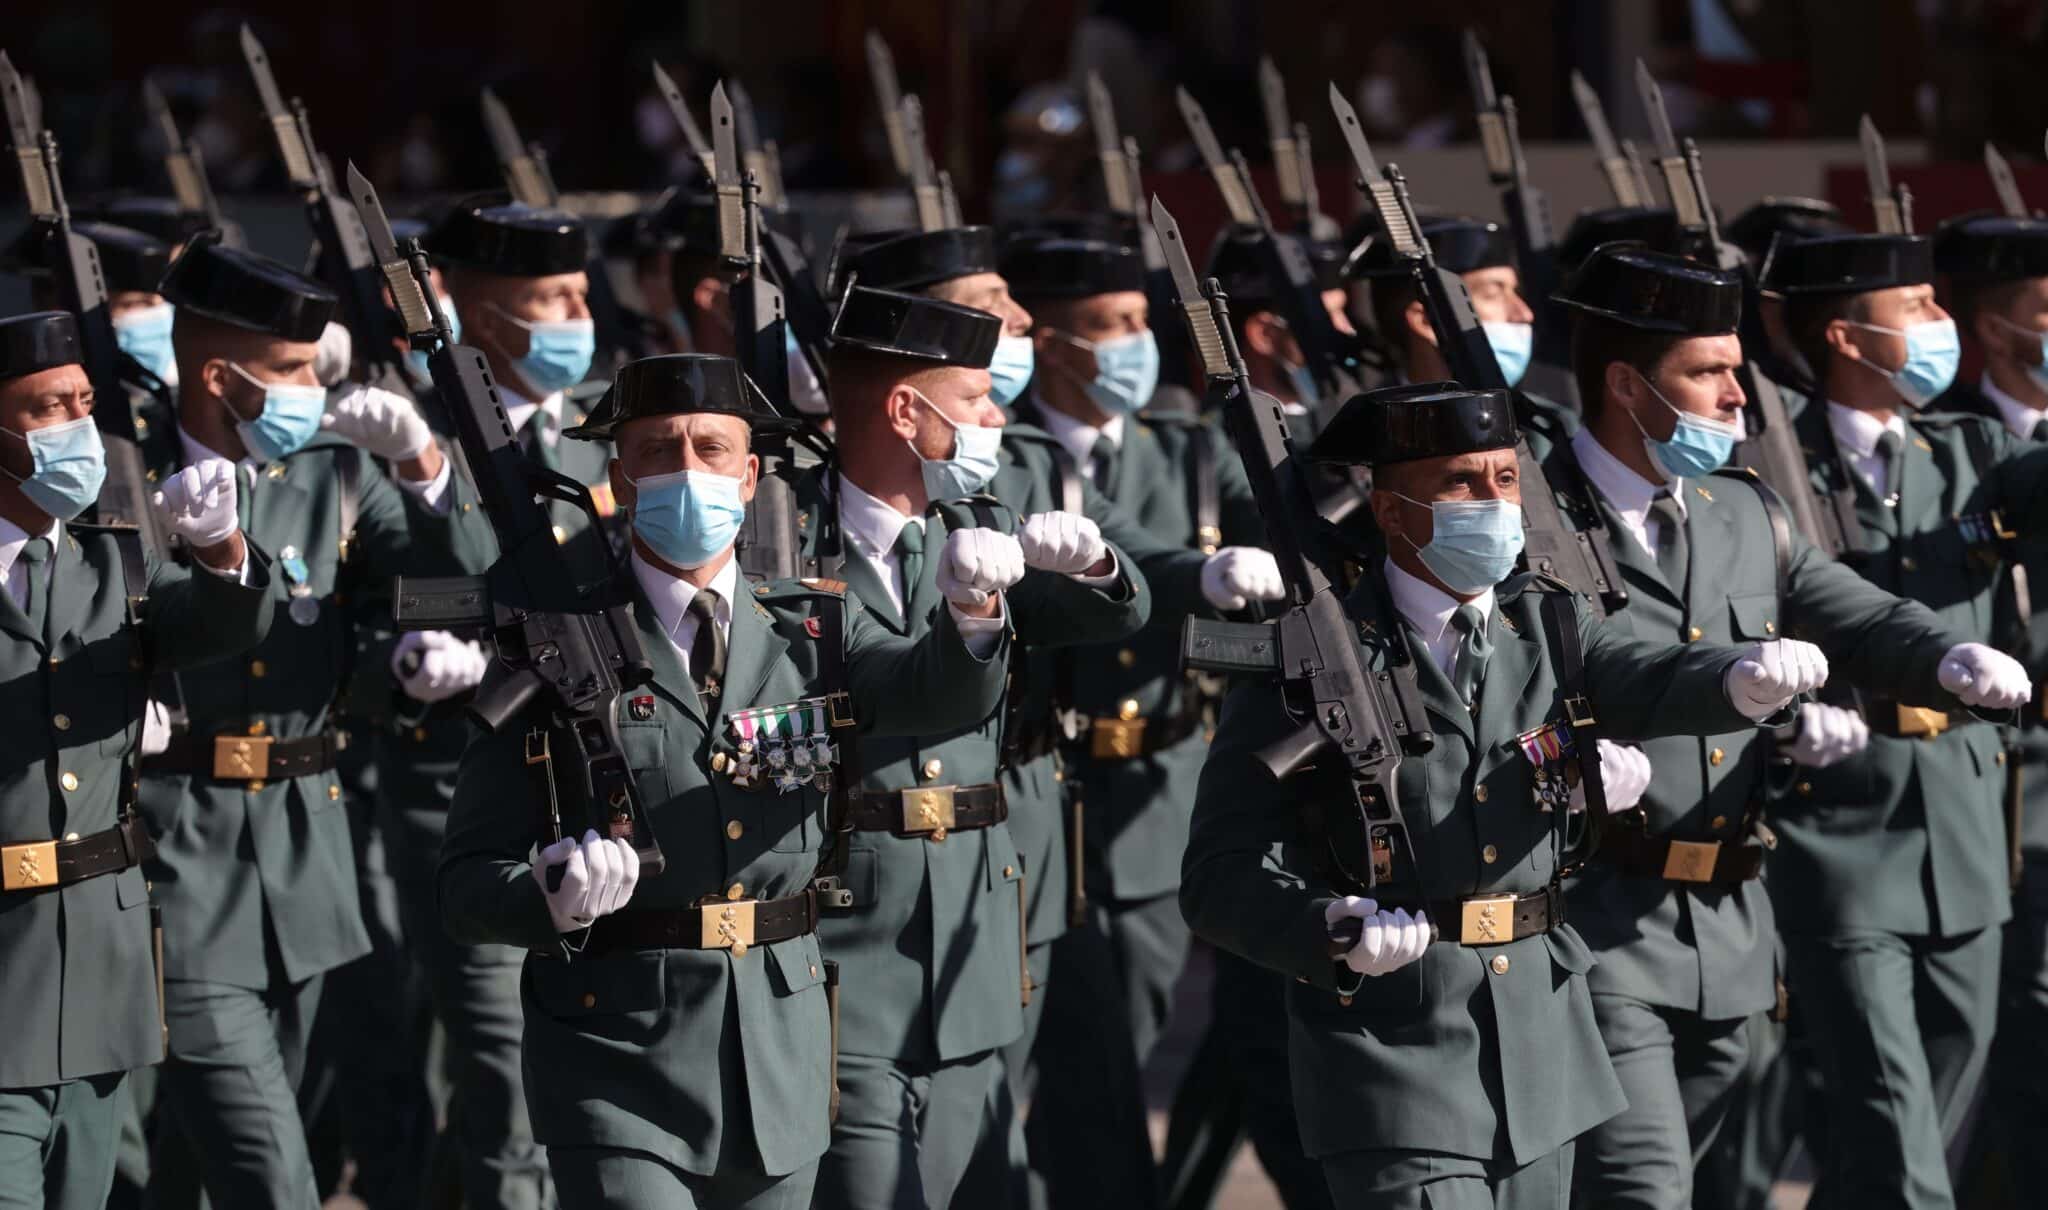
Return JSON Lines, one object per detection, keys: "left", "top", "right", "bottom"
{"left": 437, "top": 351, "right": 1019, "bottom": 1208}
{"left": 1182, "top": 381, "right": 1836, "bottom": 1210}
{"left": 1544, "top": 242, "right": 2030, "bottom": 1209}
{"left": 135, "top": 235, "right": 492, "bottom": 1208}
{"left": 1930, "top": 212, "right": 2048, "bottom": 1207}
{"left": 1758, "top": 230, "right": 2048, "bottom": 1209}
{"left": 0, "top": 310, "right": 273, "bottom": 1208}
{"left": 797, "top": 285, "right": 1151, "bottom": 1209}
{"left": 1201, "top": 224, "right": 1357, "bottom": 435}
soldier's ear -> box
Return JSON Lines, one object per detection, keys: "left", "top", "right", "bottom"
{"left": 739, "top": 452, "right": 759, "bottom": 503}
{"left": 1604, "top": 360, "right": 1641, "bottom": 414}
{"left": 1823, "top": 318, "right": 1863, "bottom": 364}
{"left": 1243, "top": 313, "right": 1284, "bottom": 359}
{"left": 199, "top": 358, "right": 232, "bottom": 403}
{"left": 884, "top": 385, "right": 923, "bottom": 441}
{"left": 1403, "top": 300, "right": 1437, "bottom": 349}
{"left": 608, "top": 458, "right": 634, "bottom": 513}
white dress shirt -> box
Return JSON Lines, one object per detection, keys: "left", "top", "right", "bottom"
{"left": 501, "top": 385, "right": 565, "bottom": 450}
{"left": 1825, "top": 401, "right": 1907, "bottom": 497}
{"left": 1571, "top": 426, "right": 1686, "bottom": 560}
{"left": 835, "top": 473, "right": 1005, "bottom": 647}
{"left": 1385, "top": 559, "right": 1494, "bottom": 679}
{"left": 631, "top": 548, "right": 738, "bottom": 675}
{"left": 1036, "top": 404, "right": 1125, "bottom": 481}
{"left": 0, "top": 514, "right": 60, "bottom": 609}
{"left": 1980, "top": 373, "right": 2048, "bottom": 441}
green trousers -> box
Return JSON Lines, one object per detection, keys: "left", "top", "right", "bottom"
{"left": 0, "top": 1073, "right": 126, "bottom": 1210}
{"left": 548, "top": 1144, "right": 817, "bottom": 1209}
{"left": 955, "top": 938, "right": 1055, "bottom": 1210}
{"left": 1318, "top": 1143, "right": 1575, "bottom": 1210}
{"left": 1576, "top": 995, "right": 1749, "bottom": 1210}
{"left": 1785, "top": 927, "right": 2000, "bottom": 1210}
{"left": 815, "top": 1049, "right": 1002, "bottom": 1210}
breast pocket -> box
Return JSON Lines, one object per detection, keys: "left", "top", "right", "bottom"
{"left": 1726, "top": 592, "right": 1780, "bottom": 642}
{"left": 77, "top": 626, "right": 143, "bottom": 758}
{"left": 617, "top": 722, "right": 673, "bottom": 816}
{"left": 528, "top": 950, "right": 668, "bottom": 1027}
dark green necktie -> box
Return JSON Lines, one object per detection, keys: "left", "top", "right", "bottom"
{"left": 1648, "top": 492, "right": 1689, "bottom": 592}
{"left": 18, "top": 536, "right": 50, "bottom": 639}
{"left": 687, "top": 587, "right": 725, "bottom": 706}
{"left": 1875, "top": 430, "right": 1904, "bottom": 507}
{"left": 523, "top": 408, "right": 560, "bottom": 472}
{"left": 894, "top": 520, "right": 925, "bottom": 610}
{"left": 1451, "top": 603, "right": 1490, "bottom": 709}
{"left": 1089, "top": 434, "right": 1117, "bottom": 495}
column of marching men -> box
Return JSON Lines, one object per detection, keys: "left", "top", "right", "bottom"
{"left": 2, "top": 69, "right": 2047, "bottom": 1210}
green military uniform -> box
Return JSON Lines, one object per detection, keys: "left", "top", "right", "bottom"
{"left": 134, "top": 239, "right": 493, "bottom": 1208}
{"left": 437, "top": 351, "right": 1017, "bottom": 1209}
{"left": 1759, "top": 231, "right": 2048, "bottom": 1209}
{"left": 1182, "top": 383, "right": 1779, "bottom": 1210}
{"left": 0, "top": 311, "right": 274, "bottom": 1210}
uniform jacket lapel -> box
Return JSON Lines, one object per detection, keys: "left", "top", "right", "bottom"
{"left": 1474, "top": 603, "right": 1541, "bottom": 780}
{"left": 1595, "top": 485, "right": 1683, "bottom": 609}
{"left": 1680, "top": 479, "right": 1742, "bottom": 625}
{"left": 630, "top": 578, "right": 703, "bottom": 726}
{"left": 46, "top": 527, "right": 94, "bottom": 651}
{"left": 720, "top": 579, "right": 790, "bottom": 718}
{"left": 1400, "top": 623, "right": 1476, "bottom": 749}
{"left": 841, "top": 544, "right": 906, "bottom": 634}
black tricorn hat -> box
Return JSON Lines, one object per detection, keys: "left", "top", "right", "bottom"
{"left": 1347, "top": 215, "right": 1515, "bottom": 282}
{"left": 654, "top": 190, "right": 721, "bottom": 258}
{"left": 1725, "top": 196, "right": 1850, "bottom": 264}
{"left": 429, "top": 193, "right": 591, "bottom": 277}
{"left": 564, "top": 354, "right": 800, "bottom": 441}
{"left": 1760, "top": 232, "right": 1934, "bottom": 296}
{"left": 0, "top": 311, "right": 82, "bottom": 381}
{"left": 1001, "top": 235, "right": 1145, "bottom": 300}
{"left": 1554, "top": 242, "right": 1742, "bottom": 335}
{"left": 1310, "top": 381, "right": 1520, "bottom": 467}
{"left": 1, "top": 219, "right": 172, "bottom": 294}
{"left": 602, "top": 204, "right": 684, "bottom": 261}
{"left": 1201, "top": 225, "right": 1350, "bottom": 307}
{"left": 831, "top": 226, "right": 999, "bottom": 297}
{"left": 1559, "top": 206, "right": 1683, "bottom": 270}
{"left": 159, "top": 233, "right": 336, "bottom": 342}
{"left": 1933, "top": 212, "right": 2048, "bottom": 281}
{"left": 72, "top": 193, "right": 225, "bottom": 247}
{"left": 830, "top": 284, "right": 1000, "bottom": 368}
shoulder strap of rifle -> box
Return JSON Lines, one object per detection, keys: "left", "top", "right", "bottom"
{"left": 336, "top": 446, "right": 363, "bottom": 562}
{"left": 1722, "top": 469, "right": 1795, "bottom": 603}
{"left": 812, "top": 591, "right": 864, "bottom": 891}
{"left": 1950, "top": 416, "right": 2034, "bottom": 646}
{"left": 1187, "top": 422, "right": 1221, "bottom": 554}
{"left": 1534, "top": 586, "right": 1607, "bottom": 874}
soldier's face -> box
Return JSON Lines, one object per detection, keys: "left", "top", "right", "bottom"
{"left": 1371, "top": 448, "right": 1522, "bottom": 549}
{"left": 896, "top": 367, "right": 1001, "bottom": 460}
{"left": 1834, "top": 284, "right": 1946, "bottom": 372}
{"left": 107, "top": 291, "right": 167, "bottom": 320}
{"left": 610, "top": 413, "right": 759, "bottom": 509}
{"left": 470, "top": 271, "right": 591, "bottom": 360}
{"left": 1981, "top": 276, "right": 2048, "bottom": 369}
{"left": 930, "top": 273, "right": 1034, "bottom": 337}
{"left": 1629, "top": 334, "right": 1745, "bottom": 440}
{"left": 0, "top": 364, "right": 93, "bottom": 482}
{"left": 1462, "top": 267, "right": 1533, "bottom": 326}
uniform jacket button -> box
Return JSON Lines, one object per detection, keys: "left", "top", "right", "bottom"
{"left": 1710, "top": 748, "right": 1725, "bottom": 766}
{"left": 726, "top": 820, "right": 744, "bottom": 840}
{"left": 581, "top": 992, "right": 597, "bottom": 1008}
{"left": 52, "top": 713, "right": 70, "bottom": 730}
{"left": 1481, "top": 845, "right": 1498, "bottom": 864}
{"left": 1490, "top": 955, "right": 1510, "bottom": 975}
{"left": 1474, "top": 785, "right": 1489, "bottom": 803}
{"left": 726, "top": 882, "right": 745, "bottom": 900}
{"left": 59, "top": 771, "right": 79, "bottom": 792}
{"left": 922, "top": 759, "right": 943, "bottom": 781}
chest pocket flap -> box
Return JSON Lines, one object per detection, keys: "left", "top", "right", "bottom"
{"left": 1726, "top": 593, "right": 1780, "bottom": 642}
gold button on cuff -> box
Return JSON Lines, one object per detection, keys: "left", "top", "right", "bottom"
{"left": 1481, "top": 844, "right": 1498, "bottom": 864}
{"left": 1710, "top": 748, "right": 1725, "bottom": 766}
{"left": 922, "top": 759, "right": 943, "bottom": 781}
{"left": 1474, "top": 785, "right": 1489, "bottom": 803}
{"left": 59, "top": 771, "right": 78, "bottom": 792}
{"left": 52, "top": 713, "right": 70, "bottom": 730}
{"left": 754, "top": 585, "right": 771, "bottom": 596}
{"left": 1995, "top": 751, "right": 2007, "bottom": 766}
{"left": 249, "top": 660, "right": 267, "bottom": 678}
{"left": 1490, "top": 955, "right": 1510, "bottom": 975}
{"left": 1687, "top": 626, "right": 1703, "bottom": 642}
{"left": 810, "top": 964, "right": 820, "bottom": 978}
{"left": 1003, "top": 865, "right": 1015, "bottom": 878}
{"left": 1711, "top": 815, "right": 1727, "bottom": 830}
{"left": 725, "top": 820, "right": 744, "bottom": 840}
{"left": 726, "top": 883, "right": 745, "bottom": 901}
{"left": 581, "top": 992, "right": 597, "bottom": 1008}
{"left": 1116, "top": 648, "right": 1136, "bottom": 668}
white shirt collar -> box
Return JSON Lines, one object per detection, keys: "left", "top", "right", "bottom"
{"left": 1571, "top": 425, "right": 1684, "bottom": 522}
{"left": 1979, "top": 373, "right": 2048, "bottom": 441}
{"left": 1035, "top": 401, "right": 1124, "bottom": 469}
{"left": 0, "top": 513, "right": 61, "bottom": 591}
{"left": 1825, "top": 399, "right": 1904, "bottom": 460}
{"left": 1384, "top": 558, "right": 1492, "bottom": 651}
{"left": 500, "top": 385, "right": 564, "bottom": 445}
{"left": 836, "top": 472, "right": 921, "bottom": 563}
{"left": 630, "top": 548, "right": 739, "bottom": 649}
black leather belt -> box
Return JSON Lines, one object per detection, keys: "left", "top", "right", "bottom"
{"left": 1599, "top": 828, "right": 1766, "bottom": 885}
{"left": 1, "top": 817, "right": 155, "bottom": 894}
{"left": 554, "top": 888, "right": 819, "bottom": 959}
{"left": 1422, "top": 887, "right": 1558, "bottom": 946}
{"left": 844, "top": 783, "right": 1005, "bottom": 839}
{"left": 143, "top": 731, "right": 345, "bottom": 782}
{"left": 1864, "top": 703, "right": 1974, "bottom": 739}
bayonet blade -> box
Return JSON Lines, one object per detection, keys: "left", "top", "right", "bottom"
{"left": 1087, "top": 71, "right": 1133, "bottom": 215}
{"left": 0, "top": 53, "right": 55, "bottom": 216}
{"left": 144, "top": 76, "right": 215, "bottom": 218}
{"left": 1621, "top": 139, "right": 1657, "bottom": 206}
{"left": 1861, "top": 114, "right": 1903, "bottom": 234}
{"left": 1295, "top": 121, "right": 1323, "bottom": 230}
{"left": 1464, "top": 32, "right": 1512, "bottom": 180}
{"left": 142, "top": 77, "right": 181, "bottom": 155}
{"left": 1462, "top": 29, "right": 1499, "bottom": 111}
{"left": 901, "top": 94, "right": 946, "bottom": 231}
{"left": 1635, "top": 61, "right": 1700, "bottom": 227}
{"left": 1176, "top": 86, "right": 1258, "bottom": 226}
{"left": 710, "top": 83, "right": 746, "bottom": 261}
{"left": 1572, "top": 70, "right": 1640, "bottom": 206}
{"left": 651, "top": 63, "right": 716, "bottom": 184}
{"left": 727, "top": 79, "right": 775, "bottom": 198}
{"left": 238, "top": 23, "right": 316, "bottom": 186}
{"left": 1986, "top": 143, "right": 2027, "bottom": 218}
{"left": 18, "top": 71, "right": 40, "bottom": 137}
{"left": 1635, "top": 60, "right": 1679, "bottom": 156}
{"left": 1328, "top": 82, "right": 1382, "bottom": 189}
{"left": 1259, "top": 56, "right": 1305, "bottom": 207}
{"left": 865, "top": 31, "right": 911, "bottom": 178}
{"left": 479, "top": 88, "right": 552, "bottom": 206}
{"left": 1150, "top": 196, "right": 1228, "bottom": 378}
{"left": 345, "top": 161, "right": 434, "bottom": 340}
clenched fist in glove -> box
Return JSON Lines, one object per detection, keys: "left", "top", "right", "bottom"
{"left": 1726, "top": 640, "right": 1829, "bottom": 720}
{"left": 1780, "top": 703, "right": 1869, "bottom": 768}
{"left": 392, "top": 630, "right": 488, "bottom": 703}
{"left": 936, "top": 528, "right": 1025, "bottom": 613}
{"left": 153, "top": 457, "right": 244, "bottom": 572}
{"left": 1572, "top": 741, "right": 1652, "bottom": 813}
{"left": 1018, "top": 511, "right": 1109, "bottom": 576}
{"left": 532, "top": 829, "right": 641, "bottom": 933}
{"left": 1938, "top": 642, "right": 2034, "bottom": 711}
{"left": 1325, "top": 896, "right": 1432, "bottom": 977}
{"left": 1200, "top": 546, "right": 1285, "bottom": 611}
{"left": 322, "top": 385, "right": 435, "bottom": 463}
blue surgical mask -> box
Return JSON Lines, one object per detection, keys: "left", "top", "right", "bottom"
{"left": 1481, "top": 320, "right": 1533, "bottom": 388}
{"left": 910, "top": 388, "right": 1003, "bottom": 500}
{"left": 631, "top": 469, "right": 747, "bottom": 569}
{"left": 1990, "top": 314, "right": 2048, "bottom": 394}
{"left": 1052, "top": 330, "right": 1160, "bottom": 415}
{"left": 987, "top": 335, "right": 1035, "bottom": 408}
{"left": 114, "top": 303, "right": 177, "bottom": 384}
{"left": 2, "top": 416, "right": 107, "bottom": 520}
{"left": 1627, "top": 372, "right": 1743, "bottom": 480}
{"left": 1846, "top": 317, "right": 1960, "bottom": 407}
{"left": 227, "top": 363, "right": 327, "bottom": 462}
{"left": 409, "top": 295, "right": 459, "bottom": 381}
{"left": 1393, "top": 493, "right": 1526, "bottom": 594}
{"left": 489, "top": 304, "right": 595, "bottom": 396}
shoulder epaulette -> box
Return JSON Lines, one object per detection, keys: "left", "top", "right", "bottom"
{"left": 1710, "top": 465, "right": 1761, "bottom": 482}
{"left": 754, "top": 576, "right": 847, "bottom": 599}
{"left": 564, "top": 378, "right": 610, "bottom": 404}
{"left": 1501, "top": 569, "right": 1577, "bottom": 599}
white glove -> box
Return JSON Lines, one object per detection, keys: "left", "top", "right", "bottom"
{"left": 321, "top": 385, "right": 434, "bottom": 462}
{"left": 532, "top": 829, "right": 642, "bottom": 933}
{"left": 1938, "top": 642, "right": 2034, "bottom": 710}
{"left": 141, "top": 699, "right": 172, "bottom": 758}
{"left": 936, "top": 528, "right": 1025, "bottom": 609}
{"left": 1018, "top": 511, "right": 1108, "bottom": 576}
{"left": 151, "top": 458, "right": 239, "bottom": 548}
{"left": 313, "top": 320, "right": 353, "bottom": 387}
{"left": 1780, "top": 703, "right": 1870, "bottom": 768}
{"left": 1573, "top": 741, "right": 1651, "bottom": 813}
{"left": 391, "top": 630, "right": 488, "bottom": 703}
{"left": 1324, "top": 896, "right": 1432, "bottom": 977}
{"left": 1200, "top": 546, "right": 1285, "bottom": 611}
{"left": 1726, "top": 640, "right": 1829, "bottom": 720}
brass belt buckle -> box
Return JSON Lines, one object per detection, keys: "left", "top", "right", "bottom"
{"left": 1895, "top": 704, "right": 1949, "bottom": 738}
{"left": 903, "top": 785, "right": 957, "bottom": 841}
{"left": 213, "top": 735, "right": 273, "bottom": 780}
{"left": 2, "top": 839, "right": 59, "bottom": 892}
{"left": 1662, "top": 840, "right": 1721, "bottom": 883}
{"left": 1458, "top": 892, "right": 1517, "bottom": 946}
{"left": 1091, "top": 717, "right": 1147, "bottom": 760}
{"left": 701, "top": 899, "right": 756, "bottom": 957}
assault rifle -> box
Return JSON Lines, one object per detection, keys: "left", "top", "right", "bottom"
{"left": 1860, "top": 115, "right": 1913, "bottom": 235}
{"left": 1256, "top": 55, "right": 1317, "bottom": 235}
{"left": 650, "top": 63, "right": 715, "bottom": 186}
{"left": 1463, "top": 31, "right": 1558, "bottom": 309}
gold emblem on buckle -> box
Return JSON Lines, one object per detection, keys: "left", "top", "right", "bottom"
{"left": 212, "top": 736, "right": 274, "bottom": 780}
{"left": 1091, "top": 717, "right": 1148, "bottom": 760}
{"left": 1662, "top": 840, "right": 1721, "bottom": 883}
{"left": 1459, "top": 893, "right": 1516, "bottom": 945}
{"left": 2, "top": 840, "right": 58, "bottom": 892}
{"left": 1895, "top": 705, "right": 1949, "bottom": 738}
{"left": 702, "top": 899, "right": 756, "bottom": 957}
{"left": 904, "top": 786, "right": 957, "bottom": 841}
